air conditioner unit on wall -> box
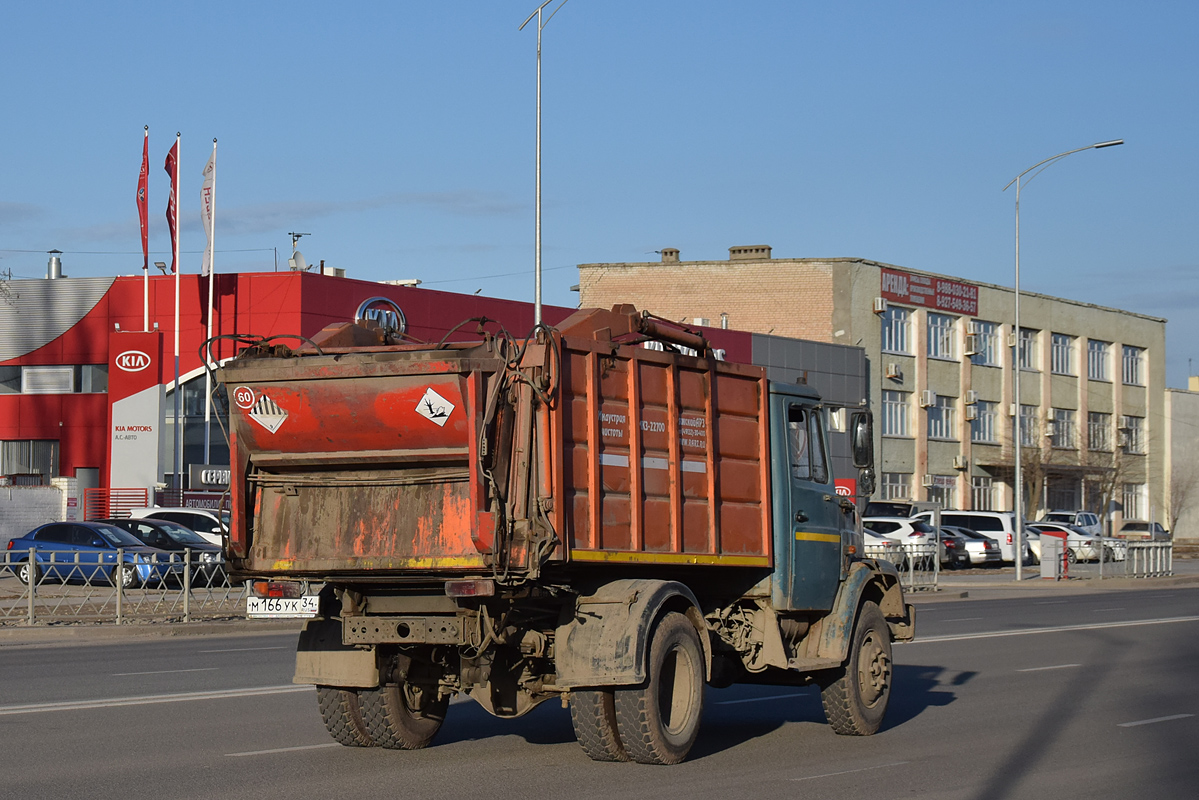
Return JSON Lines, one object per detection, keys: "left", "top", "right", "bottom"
{"left": 1045, "top": 421, "right": 1056, "bottom": 437}
{"left": 873, "top": 297, "right": 888, "bottom": 314}
{"left": 922, "top": 474, "right": 935, "bottom": 488}
{"left": 965, "top": 390, "right": 979, "bottom": 405}
{"left": 886, "top": 362, "right": 902, "bottom": 379}
{"left": 920, "top": 390, "right": 937, "bottom": 407}
{"left": 965, "top": 406, "right": 978, "bottom": 421}
{"left": 964, "top": 334, "right": 980, "bottom": 356}
{"left": 952, "top": 455, "right": 968, "bottom": 470}
{"left": 966, "top": 320, "right": 980, "bottom": 336}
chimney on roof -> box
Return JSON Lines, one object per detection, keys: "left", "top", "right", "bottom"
{"left": 729, "top": 245, "right": 771, "bottom": 261}
{"left": 660, "top": 248, "right": 679, "bottom": 263}
{"left": 46, "top": 250, "right": 64, "bottom": 279}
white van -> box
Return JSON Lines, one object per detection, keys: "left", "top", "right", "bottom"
{"left": 914, "top": 510, "right": 1029, "bottom": 563}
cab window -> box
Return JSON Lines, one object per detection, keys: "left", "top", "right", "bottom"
{"left": 788, "top": 404, "right": 829, "bottom": 484}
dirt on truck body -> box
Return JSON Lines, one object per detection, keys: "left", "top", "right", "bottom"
{"left": 219, "top": 304, "right": 913, "bottom": 764}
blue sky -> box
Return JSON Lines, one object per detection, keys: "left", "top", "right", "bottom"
{"left": 1, "top": 1, "right": 1197, "bottom": 385}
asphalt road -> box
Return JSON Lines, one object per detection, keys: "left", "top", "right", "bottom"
{"left": 3, "top": 584, "right": 1198, "bottom": 800}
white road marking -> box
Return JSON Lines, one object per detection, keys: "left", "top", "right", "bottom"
{"left": 716, "top": 692, "right": 807, "bottom": 706}
{"left": 1118, "top": 714, "right": 1194, "bottom": 728}
{"left": 792, "top": 762, "right": 909, "bottom": 781}
{"left": 198, "top": 646, "right": 289, "bottom": 653}
{"left": 227, "top": 743, "right": 341, "bottom": 757}
{"left": 906, "top": 615, "right": 1199, "bottom": 644}
{"left": 1093, "top": 608, "right": 1125, "bottom": 612}
{"left": 1017, "top": 664, "right": 1081, "bottom": 672}
{"left": 113, "top": 668, "right": 219, "bottom": 676}
{"left": 943, "top": 617, "right": 984, "bottom": 622}
{"left": 1036, "top": 601, "right": 1068, "bottom": 605}
{"left": 0, "top": 684, "right": 313, "bottom": 716}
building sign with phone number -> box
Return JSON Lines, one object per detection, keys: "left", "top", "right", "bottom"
{"left": 881, "top": 268, "right": 978, "bottom": 316}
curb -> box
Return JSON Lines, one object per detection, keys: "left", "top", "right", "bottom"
{"left": 0, "top": 618, "right": 303, "bottom": 648}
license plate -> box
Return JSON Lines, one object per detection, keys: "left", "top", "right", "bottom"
{"left": 247, "top": 595, "right": 320, "bottom": 618}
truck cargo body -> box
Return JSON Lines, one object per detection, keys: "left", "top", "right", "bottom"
{"left": 219, "top": 306, "right": 912, "bottom": 764}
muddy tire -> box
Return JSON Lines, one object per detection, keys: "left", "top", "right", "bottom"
{"left": 821, "top": 600, "right": 892, "bottom": 736}
{"left": 614, "top": 611, "right": 705, "bottom": 765}
{"left": 317, "top": 686, "right": 375, "bottom": 747}
{"left": 571, "top": 689, "right": 629, "bottom": 762}
{"left": 359, "top": 682, "right": 447, "bottom": 750}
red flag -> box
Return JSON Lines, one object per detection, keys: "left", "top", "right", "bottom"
{"left": 164, "top": 140, "right": 179, "bottom": 273}
{"left": 137, "top": 131, "right": 149, "bottom": 270}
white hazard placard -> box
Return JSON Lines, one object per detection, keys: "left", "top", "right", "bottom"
{"left": 248, "top": 394, "right": 288, "bottom": 434}
{"left": 416, "top": 387, "right": 454, "bottom": 427}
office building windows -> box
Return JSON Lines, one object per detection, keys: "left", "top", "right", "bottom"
{"left": 1088, "top": 340, "right": 1111, "bottom": 381}
{"left": 882, "top": 307, "right": 910, "bottom": 354}
{"left": 928, "top": 313, "right": 956, "bottom": 360}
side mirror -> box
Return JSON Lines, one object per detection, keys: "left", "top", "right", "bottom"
{"left": 90, "top": 538, "right": 106, "bottom": 548}
{"left": 858, "top": 468, "right": 876, "bottom": 498}
{"left": 850, "top": 411, "right": 875, "bottom": 469}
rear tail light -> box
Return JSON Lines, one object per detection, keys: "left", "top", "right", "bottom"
{"left": 251, "top": 580, "right": 303, "bottom": 599}
{"left": 445, "top": 579, "right": 495, "bottom": 598}
{"left": 4, "top": 540, "right": 11, "bottom": 551}
{"left": 1007, "top": 532, "right": 1013, "bottom": 544}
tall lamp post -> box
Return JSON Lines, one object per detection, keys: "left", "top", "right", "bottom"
{"left": 520, "top": 0, "right": 573, "bottom": 326}
{"left": 1002, "top": 139, "right": 1123, "bottom": 580}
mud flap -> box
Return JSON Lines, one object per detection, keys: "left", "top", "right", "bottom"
{"left": 294, "top": 617, "right": 379, "bottom": 688}
{"left": 554, "top": 579, "right": 708, "bottom": 688}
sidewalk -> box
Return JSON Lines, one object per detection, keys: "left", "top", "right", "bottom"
{"left": 910, "top": 556, "right": 1199, "bottom": 602}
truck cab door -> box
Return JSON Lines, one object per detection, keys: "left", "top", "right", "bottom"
{"left": 771, "top": 397, "right": 844, "bottom": 612}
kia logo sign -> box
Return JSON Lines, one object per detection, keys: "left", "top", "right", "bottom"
{"left": 354, "top": 296, "right": 407, "bottom": 337}
{"left": 115, "top": 350, "right": 152, "bottom": 372}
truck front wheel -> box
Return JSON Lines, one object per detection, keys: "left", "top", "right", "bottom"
{"left": 614, "top": 611, "right": 705, "bottom": 765}
{"left": 820, "top": 600, "right": 892, "bottom": 736}
{"left": 316, "top": 686, "right": 375, "bottom": 747}
{"left": 571, "top": 689, "right": 629, "bottom": 762}
{"left": 359, "top": 682, "right": 448, "bottom": 750}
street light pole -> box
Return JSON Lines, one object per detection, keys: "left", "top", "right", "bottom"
{"left": 1003, "top": 139, "right": 1123, "bottom": 581}
{"left": 520, "top": 0, "right": 573, "bottom": 327}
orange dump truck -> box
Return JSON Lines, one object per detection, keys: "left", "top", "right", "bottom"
{"left": 218, "top": 305, "right": 913, "bottom": 764}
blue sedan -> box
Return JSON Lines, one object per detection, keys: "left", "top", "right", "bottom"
{"left": 5, "top": 521, "right": 182, "bottom": 589}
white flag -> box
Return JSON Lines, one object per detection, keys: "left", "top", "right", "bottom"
{"left": 200, "top": 144, "right": 216, "bottom": 276}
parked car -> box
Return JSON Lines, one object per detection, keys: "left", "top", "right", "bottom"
{"left": 936, "top": 527, "right": 975, "bottom": 569}
{"left": 1028, "top": 522, "right": 1127, "bottom": 563}
{"left": 97, "top": 517, "right": 227, "bottom": 586}
{"left": 1039, "top": 510, "right": 1102, "bottom": 537}
{"left": 863, "top": 501, "right": 915, "bottom": 518}
{"left": 943, "top": 525, "right": 1002, "bottom": 566}
{"left": 863, "top": 517, "right": 942, "bottom": 566}
{"left": 861, "top": 529, "right": 906, "bottom": 567}
{"left": 1118, "top": 521, "right": 1170, "bottom": 541}
{"left": 914, "top": 510, "right": 1029, "bottom": 563}
{"left": 4, "top": 521, "right": 181, "bottom": 588}
{"left": 127, "top": 507, "right": 229, "bottom": 546}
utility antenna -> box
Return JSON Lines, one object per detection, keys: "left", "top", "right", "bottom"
{"left": 288, "top": 232, "right": 310, "bottom": 252}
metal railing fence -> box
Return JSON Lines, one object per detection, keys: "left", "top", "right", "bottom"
{"left": 1, "top": 547, "right": 247, "bottom": 625}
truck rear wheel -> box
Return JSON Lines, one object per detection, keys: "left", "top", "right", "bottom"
{"left": 820, "top": 600, "right": 891, "bottom": 736}
{"left": 571, "top": 689, "right": 629, "bottom": 762}
{"left": 614, "top": 611, "right": 705, "bottom": 765}
{"left": 316, "top": 686, "right": 375, "bottom": 747}
{"left": 359, "top": 682, "right": 448, "bottom": 750}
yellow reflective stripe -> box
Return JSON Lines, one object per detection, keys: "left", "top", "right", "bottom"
{"left": 570, "top": 550, "right": 771, "bottom": 567}
{"left": 794, "top": 531, "right": 842, "bottom": 543}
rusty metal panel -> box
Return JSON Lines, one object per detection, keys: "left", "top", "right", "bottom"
{"left": 557, "top": 337, "right": 772, "bottom": 567}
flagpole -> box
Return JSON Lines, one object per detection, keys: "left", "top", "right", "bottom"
{"left": 173, "top": 132, "right": 182, "bottom": 497}
{"left": 141, "top": 126, "right": 150, "bottom": 332}
{"left": 203, "top": 139, "right": 217, "bottom": 466}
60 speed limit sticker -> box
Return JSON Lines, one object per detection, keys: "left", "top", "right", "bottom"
{"left": 233, "top": 386, "right": 255, "bottom": 409}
